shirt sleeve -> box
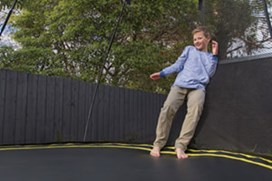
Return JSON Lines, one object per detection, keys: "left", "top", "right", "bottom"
{"left": 207, "top": 55, "right": 218, "bottom": 77}
{"left": 160, "top": 46, "right": 191, "bottom": 77}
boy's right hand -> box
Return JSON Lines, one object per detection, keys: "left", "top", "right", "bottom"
{"left": 150, "top": 72, "right": 161, "bottom": 80}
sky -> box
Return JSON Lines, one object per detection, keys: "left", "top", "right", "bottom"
{"left": 0, "top": 9, "right": 20, "bottom": 49}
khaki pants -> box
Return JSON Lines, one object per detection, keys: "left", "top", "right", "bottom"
{"left": 153, "top": 86, "right": 205, "bottom": 151}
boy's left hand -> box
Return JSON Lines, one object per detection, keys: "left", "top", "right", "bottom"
{"left": 211, "top": 40, "right": 219, "bottom": 56}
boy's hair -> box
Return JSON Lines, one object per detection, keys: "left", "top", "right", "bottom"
{"left": 192, "top": 26, "right": 211, "bottom": 39}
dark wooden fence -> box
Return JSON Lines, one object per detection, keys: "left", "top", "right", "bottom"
{"left": 0, "top": 55, "right": 272, "bottom": 155}
{"left": 0, "top": 69, "right": 173, "bottom": 145}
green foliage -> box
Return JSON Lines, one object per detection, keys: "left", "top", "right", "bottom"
{"left": 0, "top": 0, "right": 198, "bottom": 93}
{"left": 0, "top": 0, "right": 27, "bottom": 10}
{"left": 0, "top": 0, "right": 15, "bottom": 9}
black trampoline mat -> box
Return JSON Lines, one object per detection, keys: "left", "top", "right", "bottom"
{"left": 0, "top": 144, "right": 271, "bottom": 181}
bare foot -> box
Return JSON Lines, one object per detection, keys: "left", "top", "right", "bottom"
{"left": 150, "top": 147, "right": 161, "bottom": 157}
{"left": 175, "top": 148, "right": 188, "bottom": 159}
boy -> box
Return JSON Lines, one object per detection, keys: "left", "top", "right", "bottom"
{"left": 150, "top": 26, "right": 219, "bottom": 159}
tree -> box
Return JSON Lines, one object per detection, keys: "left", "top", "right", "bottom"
{"left": 201, "top": 0, "right": 272, "bottom": 59}
{"left": 0, "top": 0, "right": 198, "bottom": 94}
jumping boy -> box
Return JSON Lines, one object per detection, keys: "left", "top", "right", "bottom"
{"left": 150, "top": 26, "right": 219, "bottom": 159}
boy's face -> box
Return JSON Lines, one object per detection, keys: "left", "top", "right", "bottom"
{"left": 193, "top": 31, "right": 211, "bottom": 51}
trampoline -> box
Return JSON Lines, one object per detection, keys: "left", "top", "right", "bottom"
{"left": 0, "top": 1, "right": 272, "bottom": 181}
{"left": 0, "top": 143, "right": 271, "bottom": 181}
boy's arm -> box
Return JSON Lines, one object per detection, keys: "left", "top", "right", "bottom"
{"left": 207, "top": 40, "right": 219, "bottom": 77}
{"left": 149, "top": 46, "right": 190, "bottom": 80}
{"left": 159, "top": 46, "right": 191, "bottom": 78}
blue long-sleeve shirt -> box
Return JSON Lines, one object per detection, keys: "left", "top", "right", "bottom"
{"left": 160, "top": 45, "right": 218, "bottom": 91}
